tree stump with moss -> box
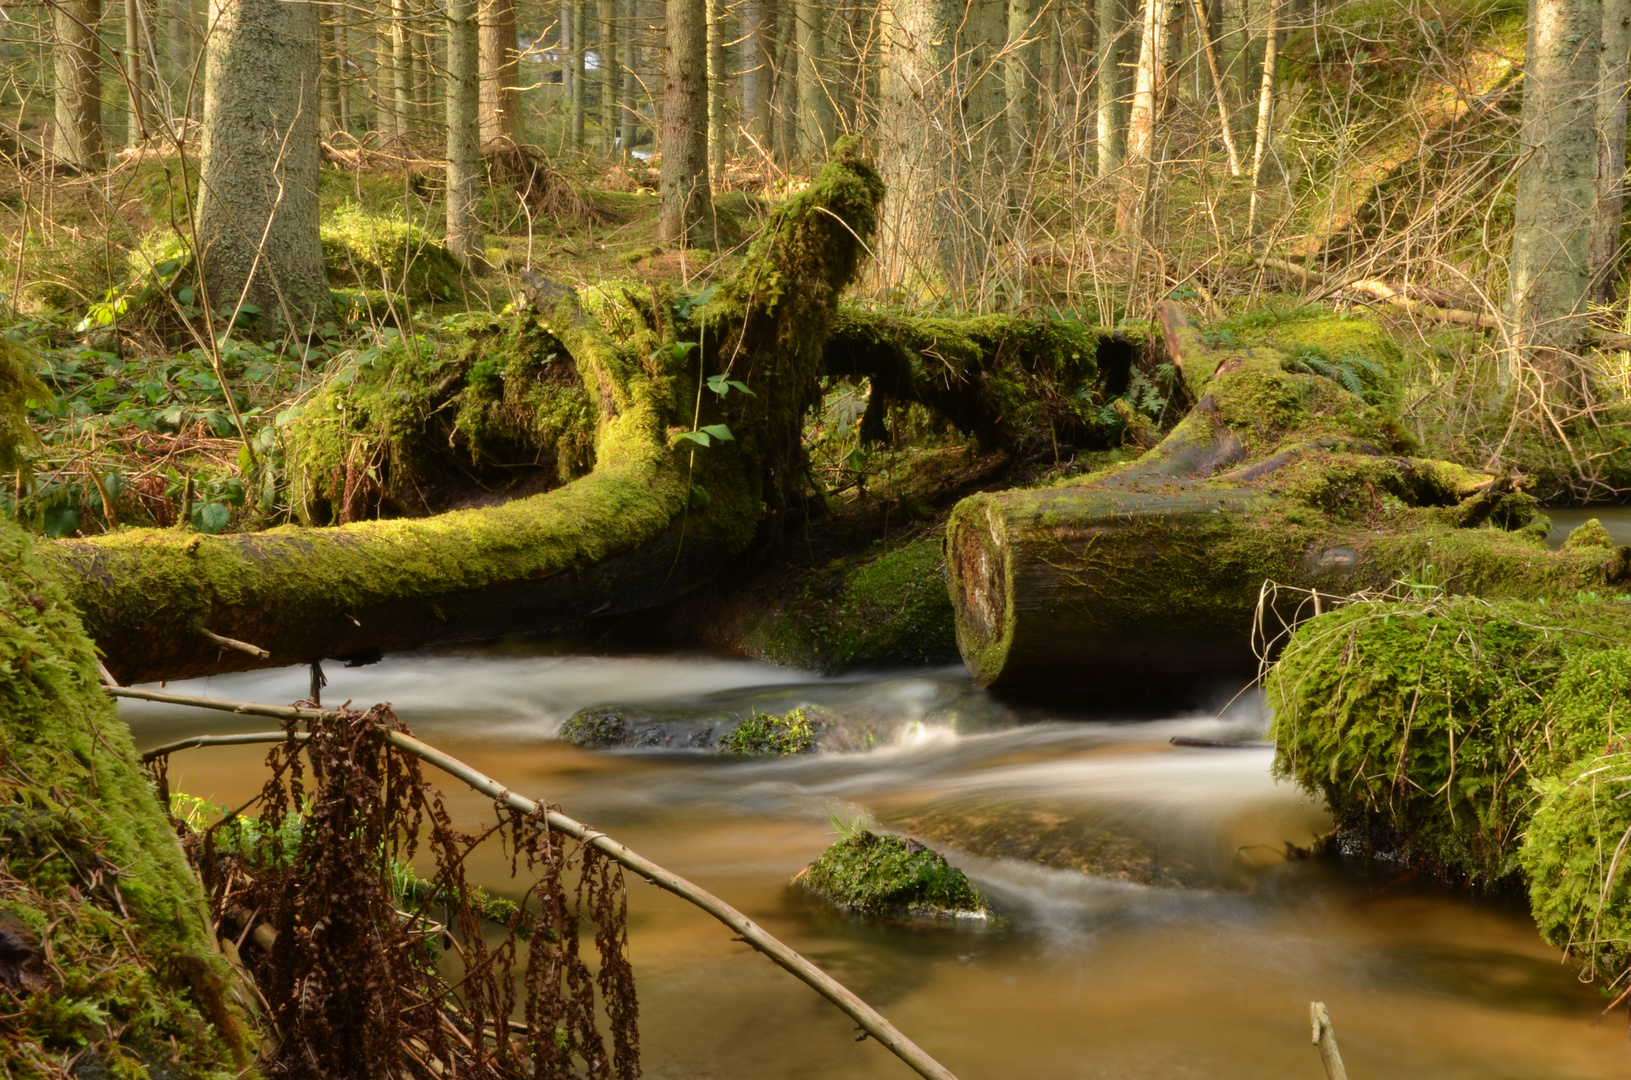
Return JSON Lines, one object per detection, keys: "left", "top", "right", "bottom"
{"left": 795, "top": 831, "right": 991, "bottom": 920}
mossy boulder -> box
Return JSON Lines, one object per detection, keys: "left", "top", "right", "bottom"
{"left": 558, "top": 707, "right": 633, "bottom": 748}
{"left": 795, "top": 831, "right": 991, "bottom": 919}
{"left": 0, "top": 517, "right": 248, "bottom": 1075}
{"left": 321, "top": 203, "right": 464, "bottom": 303}
{"left": 1270, "top": 595, "right": 1631, "bottom": 883}
{"left": 1563, "top": 518, "right": 1615, "bottom": 551}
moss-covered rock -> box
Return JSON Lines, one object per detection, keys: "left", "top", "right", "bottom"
{"left": 321, "top": 203, "right": 465, "bottom": 303}
{"left": 1270, "top": 595, "right": 1631, "bottom": 883}
{"left": 1563, "top": 517, "right": 1615, "bottom": 551}
{"left": 558, "top": 707, "right": 633, "bottom": 748}
{"left": 795, "top": 831, "right": 991, "bottom": 919}
{"left": 0, "top": 517, "right": 247, "bottom": 1076}
{"left": 718, "top": 708, "right": 819, "bottom": 755}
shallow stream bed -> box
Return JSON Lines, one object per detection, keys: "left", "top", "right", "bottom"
{"left": 121, "top": 647, "right": 1628, "bottom": 1079}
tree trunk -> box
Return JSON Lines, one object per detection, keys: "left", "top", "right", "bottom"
{"left": 1508, "top": 0, "right": 1603, "bottom": 357}
{"left": 743, "top": 0, "right": 761, "bottom": 149}
{"left": 391, "top": 0, "right": 413, "bottom": 135}
{"left": 125, "top": 0, "right": 156, "bottom": 146}
{"left": 1593, "top": 0, "right": 1630, "bottom": 301}
{"left": 561, "top": 0, "right": 574, "bottom": 112}
{"left": 1245, "top": 0, "right": 1279, "bottom": 234}
{"left": 167, "top": 0, "right": 192, "bottom": 88}
{"left": 1005, "top": 0, "right": 1042, "bottom": 170}
{"left": 54, "top": 149, "right": 883, "bottom": 684}
{"left": 1189, "top": 0, "right": 1240, "bottom": 175}
{"left": 1095, "top": 0, "right": 1130, "bottom": 177}
{"left": 659, "top": 0, "right": 713, "bottom": 244}
{"left": 1117, "top": 0, "right": 1169, "bottom": 231}
{"left": 944, "top": 301, "right": 1629, "bottom": 690}
{"left": 195, "top": 0, "right": 328, "bottom": 333}
{"left": 321, "top": 4, "right": 343, "bottom": 136}
{"left": 445, "top": 0, "right": 483, "bottom": 265}
{"left": 796, "top": 0, "right": 839, "bottom": 161}
{"left": 572, "top": 0, "right": 587, "bottom": 147}
{"left": 776, "top": 0, "right": 797, "bottom": 159}
{"left": 600, "top": 0, "right": 620, "bottom": 152}
{"left": 619, "top": 0, "right": 639, "bottom": 154}
{"left": 876, "top": 0, "right": 957, "bottom": 291}
{"left": 479, "top": 0, "right": 525, "bottom": 144}
{"left": 52, "top": 0, "right": 104, "bottom": 171}
{"left": 707, "top": 0, "right": 726, "bottom": 181}
{"left": 961, "top": 0, "right": 1006, "bottom": 165}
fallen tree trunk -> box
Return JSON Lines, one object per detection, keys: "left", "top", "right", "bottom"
{"left": 47, "top": 144, "right": 885, "bottom": 685}
{"left": 945, "top": 301, "right": 1630, "bottom": 690}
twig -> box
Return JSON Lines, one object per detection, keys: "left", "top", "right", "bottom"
{"left": 1256, "top": 256, "right": 1499, "bottom": 328}
{"left": 200, "top": 630, "right": 271, "bottom": 659}
{"left": 1310, "top": 1002, "right": 1349, "bottom": 1080}
{"left": 116, "top": 686, "right": 960, "bottom": 1080}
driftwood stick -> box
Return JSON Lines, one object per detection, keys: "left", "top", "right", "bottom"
{"left": 1255, "top": 256, "right": 1500, "bottom": 329}
{"left": 118, "top": 687, "right": 960, "bottom": 1080}
{"left": 201, "top": 630, "right": 272, "bottom": 660}
{"left": 1310, "top": 1002, "right": 1349, "bottom": 1080}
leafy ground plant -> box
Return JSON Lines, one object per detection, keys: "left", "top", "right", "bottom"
{"left": 718, "top": 708, "right": 818, "bottom": 755}
{"left": 795, "top": 828, "right": 991, "bottom": 919}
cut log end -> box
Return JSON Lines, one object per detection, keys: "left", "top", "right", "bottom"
{"left": 947, "top": 496, "right": 1013, "bottom": 688}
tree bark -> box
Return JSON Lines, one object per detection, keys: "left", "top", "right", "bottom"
{"left": 479, "top": 0, "right": 525, "bottom": 144}
{"left": 321, "top": 3, "right": 343, "bottom": 135}
{"left": 1245, "top": 0, "right": 1279, "bottom": 234}
{"left": 743, "top": 0, "right": 761, "bottom": 148}
{"left": 391, "top": 0, "right": 413, "bottom": 135}
{"left": 1117, "top": 0, "right": 1169, "bottom": 231}
{"left": 659, "top": 0, "right": 713, "bottom": 244}
{"left": 1189, "top": 0, "right": 1240, "bottom": 175}
{"left": 796, "top": 0, "right": 833, "bottom": 160}
{"left": 600, "top": 0, "right": 620, "bottom": 152}
{"left": 52, "top": 0, "right": 104, "bottom": 171}
{"left": 1593, "top": 0, "right": 1630, "bottom": 301}
{"left": 445, "top": 0, "right": 484, "bottom": 265}
{"left": 1005, "top": 0, "right": 1042, "bottom": 170}
{"left": 1096, "top": 0, "right": 1130, "bottom": 177}
{"left": 53, "top": 149, "right": 883, "bottom": 684}
{"left": 195, "top": 0, "right": 328, "bottom": 333}
{"left": 876, "top": 0, "right": 958, "bottom": 291}
{"left": 1508, "top": 0, "right": 1603, "bottom": 357}
{"left": 125, "top": 0, "right": 156, "bottom": 146}
{"left": 706, "top": 0, "right": 727, "bottom": 180}
{"left": 943, "top": 302, "right": 1629, "bottom": 690}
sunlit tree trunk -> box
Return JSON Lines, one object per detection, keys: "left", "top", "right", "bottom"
{"left": 446, "top": 0, "right": 484, "bottom": 265}
{"left": 600, "top": 0, "right": 620, "bottom": 151}
{"left": 776, "top": 0, "right": 797, "bottom": 159}
{"left": 1245, "top": 0, "right": 1279, "bottom": 233}
{"left": 195, "top": 0, "right": 327, "bottom": 331}
{"left": 571, "top": 0, "right": 587, "bottom": 147}
{"left": 707, "top": 0, "right": 726, "bottom": 179}
{"left": 1095, "top": 0, "right": 1129, "bottom": 176}
{"left": 1508, "top": 0, "right": 1603, "bottom": 361}
{"left": 321, "top": 4, "right": 343, "bottom": 135}
{"left": 1592, "top": 0, "right": 1630, "bottom": 301}
{"left": 1189, "top": 0, "right": 1240, "bottom": 174}
{"left": 877, "top": 0, "right": 957, "bottom": 291}
{"left": 659, "top": 0, "right": 713, "bottom": 244}
{"left": 1005, "top": 0, "right": 1041, "bottom": 169}
{"left": 1117, "top": 0, "right": 1169, "bottom": 231}
{"left": 166, "top": 0, "right": 192, "bottom": 88}
{"left": 619, "top": 0, "right": 639, "bottom": 154}
{"left": 480, "top": 0, "right": 525, "bottom": 143}
{"left": 52, "top": 0, "right": 104, "bottom": 170}
{"left": 391, "top": 0, "right": 413, "bottom": 135}
{"left": 125, "top": 0, "right": 156, "bottom": 145}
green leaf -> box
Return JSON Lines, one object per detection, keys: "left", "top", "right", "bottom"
{"left": 177, "top": 287, "right": 195, "bottom": 305}
{"left": 43, "top": 504, "right": 80, "bottom": 539}
{"left": 689, "top": 484, "right": 711, "bottom": 509}
{"left": 699, "top": 423, "right": 734, "bottom": 442}
{"left": 238, "top": 303, "right": 261, "bottom": 315}
{"left": 675, "top": 430, "right": 711, "bottom": 446}
{"left": 193, "top": 502, "right": 231, "bottom": 534}
{"left": 155, "top": 258, "right": 182, "bottom": 277}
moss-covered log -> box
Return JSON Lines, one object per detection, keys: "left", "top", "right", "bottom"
{"left": 944, "top": 302, "right": 1631, "bottom": 689}
{"left": 0, "top": 517, "right": 250, "bottom": 1074}
{"left": 46, "top": 146, "right": 886, "bottom": 684}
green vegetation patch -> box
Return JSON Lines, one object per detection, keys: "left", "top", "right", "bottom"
{"left": 1270, "top": 594, "right": 1631, "bottom": 884}
{"left": 796, "top": 830, "right": 991, "bottom": 919}
{"left": 321, "top": 203, "right": 465, "bottom": 302}
{"left": 719, "top": 708, "right": 819, "bottom": 756}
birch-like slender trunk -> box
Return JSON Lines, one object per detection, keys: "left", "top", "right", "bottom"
{"left": 706, "top": 0, "right": 725, "bottom": 179}
{"left": 1592, "top": 0, "right": 1630, "bottom": 301}
{"left": 53, "top": 0, "right": 105, "bottom": 170}
{"left": 1189, "top": 0, "right": 1240, "bottom": 174}
{"left": 1095, "top": 0, "right": 1129, "bottom": 176}
{"left": 480, "top": 0, "right": 525, "bottom": 143}
{"left": 446, "top": 0, "right": 483, "bottom": 265}
{"left": 659, "top": 0, "right": 713, "bottom": 244}
{"left": 1508, "top": 0, "right": 1603, "bottom": 359}
{"left": 571, "top": 0, "right": 587, "bottom": 148}
{"left": 1117, "top": 0, "right": 1169, "bottom": 231}
{"left": 1246, "top": 0, "right": 1280, "bottom": 233}
{"left": 600, "top": 0, "right": 620, "bottom": 151}
{"left": 196, "top": 0, "right": 327, "bottom": 330}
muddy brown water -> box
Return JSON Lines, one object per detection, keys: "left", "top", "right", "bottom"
{"left": 121, "top": 646, "right": 1629, "bottom": 1079}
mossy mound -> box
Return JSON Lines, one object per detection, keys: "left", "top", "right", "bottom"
{"left": 1562, "top": 518, "right": 1614, "bottom": 551}
{"left": 1215, "top": 307, "right": 1405, "bottom": 413}
{"left": 321, "top": 203, "right": 465, "bottom": 303}
{"left": 718, "top": 708, "right": 819, "bottom": 756}
{"left": 796, "top": 831, "right": 991, "bottom": 919}
{"left": 557, "top": 707, "right": 634, "bottom": 748}
{"left": 282, "top": 313, "right": 597, "bottom": 522}
{"left": 0, "top": 517, "right": 246, "bottom": 1076}
{"left": 1270, "top": 595, "right": 1631, "bottom": 884}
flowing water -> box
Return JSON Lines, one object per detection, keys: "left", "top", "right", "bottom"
{"left": 1545, "top": 505, "right": 1631, "bottom": 550}
{"left": 120, "top": 645, "right": 1630, "bottom": 1079}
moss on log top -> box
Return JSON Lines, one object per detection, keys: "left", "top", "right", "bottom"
{"left": 795, "top": 831, "right": 991, "bottom": 920}
{"left": 0, "top": 517, "right": 246, "bottom": 1075}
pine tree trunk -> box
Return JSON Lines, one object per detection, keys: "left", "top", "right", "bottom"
{"left": 166, "top": 0, "right": 191, "bottom": 88}
{"left": 446, "top": 0, "right": 484, "bottom": 265}
{"left": 321, "top": 4, "right": 343, "bottom": 136}
{"left": 1592, "top": 1, "right": 1630, "bottom": 301}
{"left": 659, "top": 0, "right": 713, "bottom": 244}
{"left": 561, "top": 0, "right": 574, "bottom": 111}
{"left": 391, "top": 0, "right": 413, "bottom": 135}
{"left": 1508, "top": 0, "right": 1603, "bottom": 358}
{"left": 52, "top": 0, "right": 104, "bottom": 170}
{"left": 572, "top": 0, "right": 587, "bottom": 147}
{"left": 125, "top": 0, "right": 155, "bottom": 146}
{"left": 742, "top": 0, "right": 760, "bottom": 147}
{"left": 479, "top": 0, "right": 525, "bottom": 144}
{"left": 1245, "top": 0, "right": 1279, "bottom": 233}
{"left": 1006, "top": 0, "right": 1042, "bottom": 169}
{"left": 962, "top": 0, "right": 1006, "bottom": 163}
{"left": 706, "top": 0, "right": 726, "bottom": 180}
{"left": 877, "top": 0, "right": 957, "bottom": 291}
{"left": 195, "top": 0, "right": 328, "bottom": 332}
{"left": 619, "top": 0, "right": 638, "bottom": 154}
{"left": 1095, "top": 0, "right": 1129, "bottom": 176}
{"left": 795, "top": 0, "right": 831, "bottom": 160}
{"left": 600, "top": 0, "right": 620, "bottom": 152}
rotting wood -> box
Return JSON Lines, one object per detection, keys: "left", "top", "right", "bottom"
{"left": 1310, "top": 1002, "right": 1348, "bottom": 1080}
{"left": 201, "top": 630, "right": 270, "bottom": 659}
{"left": 1256, "top": 256, "right": 1499, "bottom": 328}
{"left": 119, "top": 686, "right": 961, "bottom": 1080}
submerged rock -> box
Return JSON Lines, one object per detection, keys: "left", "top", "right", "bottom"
{"left": 794, "top": 831, "right": 991, "bottom": 919}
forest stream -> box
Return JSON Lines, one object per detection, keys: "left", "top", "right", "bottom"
{"left": 119, "top": 636, "right": 1631, "bottom": 1079}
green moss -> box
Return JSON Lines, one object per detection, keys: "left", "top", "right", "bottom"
{"left": 1218, "top": 310, "right": 1406, "bottom": 415}
{"left": 0, "top": 517, "right": 245, "bottom": 1076}
{"left": 719, "top": 708, "right": 818, "bottom": 756}
{"left": 321, "top": 203, "right": 465, "bottom": 303}
{"left": 558, "top": 708, "right": 632, "bottom": 748}
{"left": 1563, "top": 518, "right": 1615, "bottom": 550}
{"left": 796, "top": 831, "right": 991, "bottom": 919}
{"left": 1270, "top": 597, "right": 1631, "bottom": 883}
{"left": 0, "top": 337, "right": 48, "bottom": 474}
